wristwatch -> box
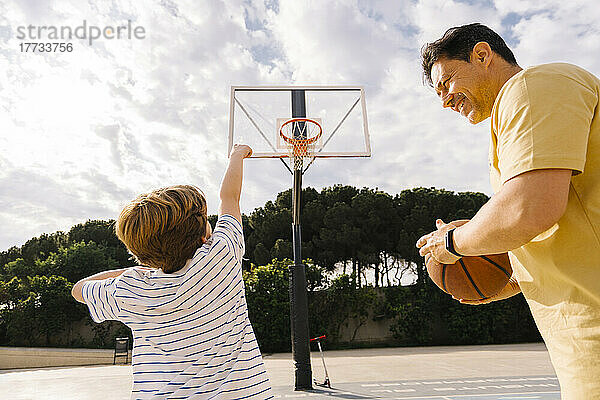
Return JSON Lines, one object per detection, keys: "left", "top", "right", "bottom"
{"left": 445, "top": 228, "right": 463, "bottom": 258}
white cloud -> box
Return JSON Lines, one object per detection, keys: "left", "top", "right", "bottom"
{"left": 413, "top": 0, "right": 502, "bottom": 44}
{"left": 1, "top": 0, "right": 600, "bottom": 250}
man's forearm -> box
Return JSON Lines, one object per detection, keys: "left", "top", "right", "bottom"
{"left": 453, "top": 188, "right": 546, "bottom": 256}
{"left": 453, "top": 169, "right": 570, "bottom": 256}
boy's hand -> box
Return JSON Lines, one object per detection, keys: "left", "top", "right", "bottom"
{"left": 230, "top": 144, "right": 252, "bottom": 159}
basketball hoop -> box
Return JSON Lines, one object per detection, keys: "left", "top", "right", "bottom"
{"left": 229, "top": 86, "right": 371, "bottom": 391}
{"left": 279, "top": 118, "right": 323, "bottom": 170}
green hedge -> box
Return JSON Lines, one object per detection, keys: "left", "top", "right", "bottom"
{"left": 0, "top": 275, "right": 88, "bottom": 346}
{"left": 0, "top": 260, "right": 541, "bottom": 351}
{"left": 378, "top": 284, "right": 541, "bottom": 346}
{"left": 244, "top": 261, "right": 540, "bottom": 353}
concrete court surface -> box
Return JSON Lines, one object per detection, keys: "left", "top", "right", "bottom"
{"left": 0, "top": 343, "right": 560, "bottom": 399}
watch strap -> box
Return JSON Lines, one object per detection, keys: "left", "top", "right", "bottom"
{"left": 445, "top": 228, "right": 463, "bottom": 257}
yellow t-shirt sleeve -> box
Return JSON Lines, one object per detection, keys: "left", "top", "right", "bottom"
{"left": 494, "top": 68, "right": 594, "bottom": 183}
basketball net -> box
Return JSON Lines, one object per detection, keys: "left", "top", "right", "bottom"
{"left": 279, "top": 118, "right": 323, "bottom": 171}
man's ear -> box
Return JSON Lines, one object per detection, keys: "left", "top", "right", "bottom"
{"left": 471, "top": 41, "right": 493, "bottom": 69}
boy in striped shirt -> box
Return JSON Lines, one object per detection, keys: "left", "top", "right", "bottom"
{"left": 72, "top": 144, "right": 273, "bottom": 400}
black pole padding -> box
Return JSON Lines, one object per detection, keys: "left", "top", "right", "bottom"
{"left": 292, "top": 170, "right": 302, "bottom": 227}
{"left": 289, "top": 88, "right": 312, "bottom": 390}
{"left": 288, "top": 262, "right": 312, "bottom": 390}
{"left": 291, "top": 90, "right": 306, "bottom": 119}
{"left": 291, "top": 90, "right": 306, "bottom": 172}
{"left": 292, "top": 223, "right": 302, "bottom": 265}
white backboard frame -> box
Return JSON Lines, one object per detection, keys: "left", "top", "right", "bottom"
{"left": 228, "top": 85, "right": 371, "bottom": 158}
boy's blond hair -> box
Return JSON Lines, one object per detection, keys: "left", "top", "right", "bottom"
{"left": 116, "top": 185, "right": 208, "bottom": 273}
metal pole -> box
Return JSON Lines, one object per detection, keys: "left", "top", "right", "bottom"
{"left": 289, "top": 90, "right": 312, "bottom": 390}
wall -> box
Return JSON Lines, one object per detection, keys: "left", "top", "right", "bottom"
{"left": 0, "top": 346, "right": 130, "bottom": 369}
{"left": 337, "top": 316, "right": 395, "bottom": 345}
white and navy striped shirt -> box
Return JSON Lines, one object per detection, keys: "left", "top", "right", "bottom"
{"left": 82, "top": 215, "right": 273, "bottom": 400}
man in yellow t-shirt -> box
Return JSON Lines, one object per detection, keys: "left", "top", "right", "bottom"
{"left": 416, "top": 23, "right": 600, "bottom": 398}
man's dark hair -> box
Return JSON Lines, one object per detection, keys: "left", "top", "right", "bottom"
{"left": 421, "top": 23, "right": 518, "bottom": 86}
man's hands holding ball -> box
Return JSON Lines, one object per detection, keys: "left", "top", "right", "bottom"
{"left": 416, "top": 219, "right": 469, "bottom": 264}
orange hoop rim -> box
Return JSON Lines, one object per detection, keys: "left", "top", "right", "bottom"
{"left": 279, "top": 118, "right": 323, "bottom": 145}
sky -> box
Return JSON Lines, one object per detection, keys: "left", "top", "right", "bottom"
{"left": 1, "top": 0, "right": 600, "bottom": 251}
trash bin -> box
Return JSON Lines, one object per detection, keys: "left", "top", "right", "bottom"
{"left": 114, "top": 337, "right": 130, "bottom": 365}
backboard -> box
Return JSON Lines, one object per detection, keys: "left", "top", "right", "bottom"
{"left": 228, "top": 86, "right": 370, "bottom": 159}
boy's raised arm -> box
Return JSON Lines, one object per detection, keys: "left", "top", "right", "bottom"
{"left": 219, "top": 144, "right": 252, "bottom": 223}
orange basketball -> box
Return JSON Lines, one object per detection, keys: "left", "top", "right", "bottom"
{"left": 427, "top": 253, "right": 512, "bottom": 301}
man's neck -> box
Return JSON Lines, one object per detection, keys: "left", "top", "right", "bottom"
{"left": 493, "top": 63, "right": 523, "bottom": 94}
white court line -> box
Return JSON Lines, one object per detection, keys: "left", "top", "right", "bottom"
{"left": 527, "top": 377, "right": 558, "bottom": 381}
{"left": 362, "top": 377, "right": 557, "bottom": 388}
{"left": 370, "top": 383, "right": 557, "bottom": 393}
{"left": 392, "top": 391, "right": 561, "bottom": 400}
{"left": 371, "top": 389, "right": 418, "bottom": 393}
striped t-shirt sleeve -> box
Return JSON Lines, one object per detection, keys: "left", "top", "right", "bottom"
{"left": 212, "top": 214, "right": 245, "bottom": 261}
{"left": 82, "top": 277, "right": 122, "bottom": 323}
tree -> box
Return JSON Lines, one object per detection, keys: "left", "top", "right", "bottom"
{"left": 4, "top": 258, "right": 41, "bottom": 280}
{"left": 309, "top": 274, "right": 376, "bottom": 342}
{"left": 315, "top": 202, "right": 360, "bottom": 272}
{"left": 20, "top": 233, "right": 67, "bottom": 263}
{"left": 247, "top": 201, "right": 292, "bottom": 259}
{"left": 0, "top": 275, "right": 85, "bottom": 346}
{"left": 240, "top": 185, "right": 489, "bottom": 287}
{"left": 0, "top": 276, "right": 28, "bottom": 308}
{"left": 39, "top": 242, "right": 120, "bottom": 283}
{"left": 28, "top": 275, "right": 86, "bottom": 345}
{"left": 394, "top": 188, "right": 489, "bottom": 285}
{"left": 243, "top": 260, "right": 292, "bottom": 352}
{"left": 319, "top": 185, "right": 359, "bottom": 208}
{"left": 243, "top": 259, "right": 325, "bottom": 353}
{"left": 351, "top": 188, "right": 400, "bottom": 287}
{"left": 68, "top": 220, "right": 120, "bottom": 247}
{"left": 0, "top": 247, "right": 21, "bottom": 273}
{"left": 252, "top": 243, "right": 271, "bottom": 266}
{"left": 68, "top": 220, "right": 133, "bottom": 267}
{"left": 270, "top": 239, "right": 292, "bottom": 261}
